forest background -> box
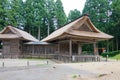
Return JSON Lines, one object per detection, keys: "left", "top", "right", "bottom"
{"left": 0, "top": 0, "right": 120, "bottom": 52}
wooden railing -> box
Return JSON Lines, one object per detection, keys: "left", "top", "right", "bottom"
{"left": 19, "top": 54, "right": 55, "bottom": 59}
{"left": 0, "top": 53, "right": 100, "bottom": 62}
{"left": 54, "top": 54, "right": 100, "bottom": 62}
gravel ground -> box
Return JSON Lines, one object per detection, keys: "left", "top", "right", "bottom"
{"left": 0, "top": 59, "right": 120, "bottom": 80}
{"left": 0, "top": 59, "right": 55, "bottom": 68}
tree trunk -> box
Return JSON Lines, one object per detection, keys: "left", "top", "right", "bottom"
{"left": 47, "top": 21, "right": 50, "bottom": 36}
{"left": 106, "top": 40, "right": 109, "bottom": 52}
{"left": 112, "top": 39, "right": 114, "bottom": 51}
{"left": 38, "top": 26, "right": 40, "bottom": 40}
{"left": 29, "top": 29, "right": 31, "bottom": 34}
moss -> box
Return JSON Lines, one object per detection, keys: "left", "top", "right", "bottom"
{"left": 98, "top": 74, "right": 107, "bottom": 78}
{"left": 72, "top": 75, "right": 77, "bottom": 78}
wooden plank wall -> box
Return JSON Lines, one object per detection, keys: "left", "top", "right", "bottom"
{"left": 2, "top": 39, "right": 20, "bottom": 58}
{"left": 21, "top": 45, "right": 55, "bottom": 58}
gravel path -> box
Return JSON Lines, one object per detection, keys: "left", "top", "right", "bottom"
{"left": 0, "top": 59, "right": 55, "bottom": 68}
{"left": 0, "top": 59, "right": 120, "bottom": 80}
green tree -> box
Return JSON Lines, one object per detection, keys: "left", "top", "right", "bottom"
{"left": 83, "top": 0, "right": 112, "bottom": 52}
{"left": 33, "top": 0, "right": 46, "bottom": 40}
{"left": 24, "top": 0, "right": 36, "bottom": 36}
{"left": 109, "top": 0, "right": 120, "bottom": 50}
{"left": 0, "top": 0, "right": 11, "bottom": 29}
{"left": 8, "top": 0, "right": 25, "bottom": 27}
{"left": 0, "top": 0, "right": 70, "bottom": 40}
{"left": 67, "top": 9, "right": 81, "bottom": 22}
{"left": 55, "top": 0, "right": 67, "bottom": 28}
{"left": 45, "top": 0, "right": 56, "bottom": 36}
{"left": 83, "top": 0, "right": 111, "bottom": 32}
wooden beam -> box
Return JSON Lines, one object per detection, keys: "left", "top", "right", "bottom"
{"left": 66, "top": 35, "right": 97, "bottom": 43}
{"left": 57, "top": 40, "right": 70, "bottom": 43}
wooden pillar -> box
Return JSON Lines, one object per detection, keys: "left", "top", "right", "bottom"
{"left": 93, "top": 42, "right": 98, "bottom": 55}
{"left": 58, "top": 43, "right": 60, "bottom": 54}
{"left": 45, "top": 46, "right": 47, "bottom": 58}
{"left": 78, "top": 43, "right": 82, "bottom": 55}
{"left": 69, "top": 40, "right": 72, "bottom": 56}
{"left": 32, "top": 45, "right": 34, "bottom": 56}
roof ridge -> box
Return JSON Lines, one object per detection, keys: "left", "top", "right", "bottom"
{"left": 56, "top": 14, "right": 88, "bottom": 30}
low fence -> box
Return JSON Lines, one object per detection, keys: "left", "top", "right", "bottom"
{"left": 0, "top": 60, "right": 50, "bottom": 68}
{"left": 54, "top": 54, "right": 100, "bottom": 63}
{"left": 0, "top": 54, "right": 55, "bottom": 59}
{"left": 19, "top": 54, "right": 55, "bottom": 59}
{"left": 0, "top": 54, "right": 100, "bottom": 62}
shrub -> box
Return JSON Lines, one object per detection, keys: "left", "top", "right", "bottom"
{"left": 101, "top": 50, "right": 120, "bottom": 57}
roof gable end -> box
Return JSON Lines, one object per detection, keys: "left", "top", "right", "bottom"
{"left": 67, "top": 16, "right": 100, "bottom": 33}
{"left": 0, "top": 26, "right": 39, "bottom": 42}
{"left": 0, "top": 26, "right": 17, "bottom": 34}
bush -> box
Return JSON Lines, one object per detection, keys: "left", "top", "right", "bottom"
{"left": 82, "top": 51, "right": 93, "bottom": 55}
{"left": 101, "top": 50, "right": 120, "bottom": 57}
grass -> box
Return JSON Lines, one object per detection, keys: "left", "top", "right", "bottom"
{"left": 72, "top": 75, "right": 77, "bottom": 78}
{"left": 72, "top": 74, "right": 81, "bottom": 79}
{"left": 101, "top": 50, "right": 120, "bottom": 60}
{"left": 97, "top": 73, "right": 108, "bottom": 78}
{"left": 110, "top": 54, "right": 120, "bottom": 60}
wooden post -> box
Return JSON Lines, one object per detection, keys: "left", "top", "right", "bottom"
{"left": 69, "top": 40, "right": 72, "bottom": 56}
{"left": 2, "top": 62, "right": 4, "bottom": 68}
{"left": 93, "top": 42, "right": 98, "bottom": 55}
{"left": 32, "top": 45, "right": 34, "bottom": 57}
{"left": 27, "top": 61, "right": 29, "bottom": 67}
{"left": 58, "top": 43, "right": 60, "bottom": 54}
{"left": 45, "top": 46, "right": 47, "bottom": 58}
{"left": 78, "top": 43, "right": 82, "bottom": 55}
{"left": 107, "top": 40, "right": 109, "bottom": 52}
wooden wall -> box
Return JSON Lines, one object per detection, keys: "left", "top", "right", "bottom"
{"left": 58, "top": 42, "right": 78, "bottom": 55}
{"left": 2, "top": 39, "right": 20, "bottom": 58}
{"left": 21, "top": 45, "right": 56, "bottom": 58}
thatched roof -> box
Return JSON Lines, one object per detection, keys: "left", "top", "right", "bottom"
{"left": 0, "top": 26, "right": 38, "bottom": 41}
{"left": 42, "top": 15, "right": 113, "bottom": 42}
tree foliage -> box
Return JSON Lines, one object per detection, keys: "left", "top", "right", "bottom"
{"left": 0, "top": 0, "right": 66, "bottom": 40}
{"left": 67, "top": 9, "right": 81, "bottom": 22}
{"left": 55, "top": 0, "right": 67, "bottom": 28}
{"left": 0, "top": 0, "right": 120, "bottom": 51}
{"left": 109, "top": 0, "right": 120, "bottom": 50}
{"left": 83, "top": 0, "right": 120, "bottom": 51}
{"left": 83, "top": 0, "right": 111, "bottom": 32}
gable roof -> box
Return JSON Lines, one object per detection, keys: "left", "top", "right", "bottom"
{"left": 42, "top": 15, "right": 113, "bottom": 42}
{"left": 0, "top": 26, "right": 39, "bottom": 42}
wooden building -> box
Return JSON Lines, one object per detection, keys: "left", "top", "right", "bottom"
{"left": 41, "top": 15, "right": 113, "bottom": 62}
{"left": 0, "top": 15, "right": 113, "bottom": 62}
{"left": 0, "top": 26, "right": 38, "bottom": 58}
